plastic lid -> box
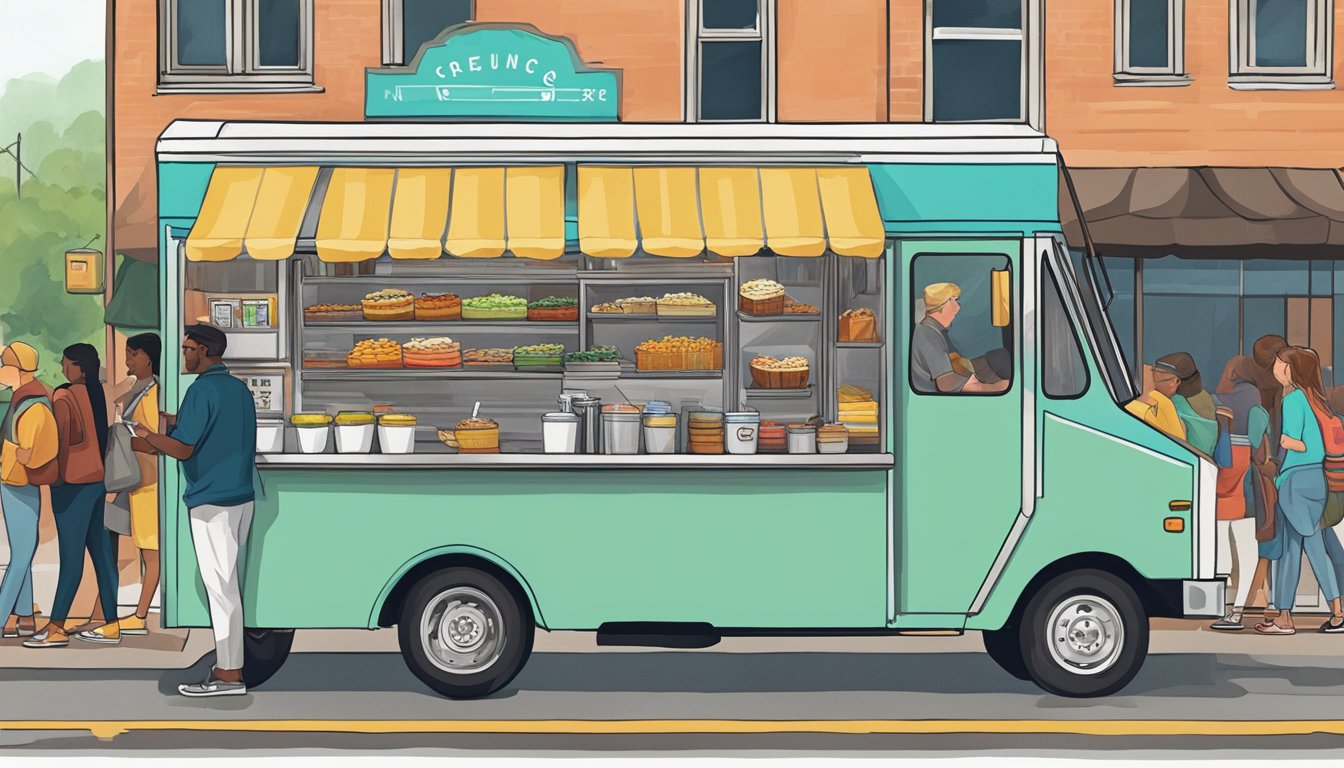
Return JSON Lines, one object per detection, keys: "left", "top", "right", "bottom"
{"left": 787, "top": 424, "right": 816, "bottom": 434}
{"left": 725, "top": 411, "right": 760, "bottom": 421}
{"left": 543, "top": 412, "right": 580, "bottom": 422}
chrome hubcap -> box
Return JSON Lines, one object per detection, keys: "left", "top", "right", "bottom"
{"left": 421, "top": 587, "right": 505, "bottom": 675}
{"left": 1046, "top": 595, "right": 1124, "bottom": 676}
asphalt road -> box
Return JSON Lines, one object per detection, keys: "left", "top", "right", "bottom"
{"left": 2, "top": 632, "right": 1344, "bottom": 756}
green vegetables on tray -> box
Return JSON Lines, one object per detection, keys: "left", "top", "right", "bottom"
{"left": 513, "top": 343, "right": 566, "bottom": 357}
{"left": 564, "top": 345, "right": 621, "bottom": 363}
{"left": 463, "top": 293, "right": 527, "bottom": 308}
{"left": 527, "top": 296, "right": 578, "bottom": 309}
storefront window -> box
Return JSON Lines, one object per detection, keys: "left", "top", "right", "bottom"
{"left": 1144, "top": 294, "right": 1239, "bottom": 389}
{"left": 383, "top": 0, "right": 474, "bottom": 66}
{"left": 160, "top": 0, "right": 315, "bottom": 90}
{"left": 1244, "top": 259, "right": 1310, "bottom": 295}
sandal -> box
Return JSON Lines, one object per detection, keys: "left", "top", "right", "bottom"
{"left": 1321, "top": 616, "right": 1344, "bottom": 634}
{"left": 1254, "top": 622, "right": 1296, "bottom": 635}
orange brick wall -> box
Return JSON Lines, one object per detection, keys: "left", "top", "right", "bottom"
{"left": 777, "top": 0, "right": 888, "bottom": 122}
{"left": 476, "top": 0, "right": 684, "bottom": 122}
{"left": 1047, "top": 0, "right": 1344, "bottom": 167}
{"left": 888, "top": 0, "right": 923, "bottom": 122}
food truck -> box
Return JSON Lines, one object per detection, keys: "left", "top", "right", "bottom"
{"left": 150, "top": 29, "right": 1222, "bottom": 701}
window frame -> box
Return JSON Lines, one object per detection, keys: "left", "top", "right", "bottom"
{"left": 381, "top": 0, "right": 476, "bottom": 66}
{"left": 159, "top": 0, "right": 317, "bottom": 92}
{"left": 924, "top": 0, "right": 1044, "bottom": 129}
{"left": 1041, "top": 260, "right": 1092, "bottom": 400}
{"left": 1114, "top": 0, "right": 1191, "bottom": 86}
{"left": 1229, "top": 0, "right": 1335, "bottom": 90}
{"left": 684, "top": 0, "right": 776, "bottom": 122}
{"left": 908, "top": 252, "right": 1016, "bottom": 399}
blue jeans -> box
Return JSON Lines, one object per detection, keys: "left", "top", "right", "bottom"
{"left": 1275, "top": 523, "right": 1342, "bottom": 608}
{"left": 1325, "top": 525, "right": 1344, "bottom": 603}
{"left": 49, "top": 481, "right": 118, "bottom": 623}
{"left": 0, "top": 483, "right": 40, "bottom": 619}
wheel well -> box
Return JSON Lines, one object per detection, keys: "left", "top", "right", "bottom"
{"left": 995, "top": 552, "right": 1181, "bottom": 627}
{"left": 376, "top": 554, "right": 537, "bottom": 629}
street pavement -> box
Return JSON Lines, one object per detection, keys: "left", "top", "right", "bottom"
{"left": 0, "top": 618, "right": 1343, "bottom": 756}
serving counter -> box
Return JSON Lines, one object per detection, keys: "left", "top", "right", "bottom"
{"left": 254, "top": 452, "right": 895, "bottom": 470}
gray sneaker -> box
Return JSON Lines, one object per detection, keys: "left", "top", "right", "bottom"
{"left": 178, "top": 675, "right": 247, "bottom": 698}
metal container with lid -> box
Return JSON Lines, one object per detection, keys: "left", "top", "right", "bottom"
{"left": 602, "top": 411, "right": 642, "bottom": 454}
{"left": 787, "top": 423, "right": 817, "bottom": 454}
{"left": 724, "top": 411, "right": 761, "bottom": 455}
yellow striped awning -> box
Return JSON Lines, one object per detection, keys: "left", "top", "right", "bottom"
{"left": 577, "top": 166, "right": 885, "bottom": 259}
{"left": 185, "top": 165, "right": 566, "bottom": 262}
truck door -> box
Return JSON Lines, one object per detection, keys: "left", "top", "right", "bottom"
{"left": 895, "top": 239, "right": 1025, "bottom": 621}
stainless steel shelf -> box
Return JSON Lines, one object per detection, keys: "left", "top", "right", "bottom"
{"left": 744, "top": 386, "right": 815, "bottom": 399}
{"left": 736, "top": 312, "right": 822, "bottom": 322}
{"left": 303, "top": 321, "right": 579, "bottom": 333}
{"left": 301, "top": 368, "right": 564, "bottom": 380}
{"left": 836, "top": 341, "right": 885, "bottom": 349}
{"left": 621, "top": 370, "right": 724, "bottom": 379}
{"left": 586, "top": 313, "right": 718, "bottom": 322}
{"left": 301, "top": 274, "right": 578, "bottom": 285}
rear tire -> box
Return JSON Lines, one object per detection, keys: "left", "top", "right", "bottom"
{"left": 1019, "top": 569, "right": 1148, "bottom": 697}
{"left": 982, "top": 624, "right": 1030, "bottom": 681}
{"left": 242, "top": 628, "right": 295, "bottom": 689}
{"left": 397, "top": 567, "right": 534, "bottom": 699}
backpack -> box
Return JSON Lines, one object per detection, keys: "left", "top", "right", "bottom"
{"left": 1, "top": 393, "right": 58, "bottom": 486}
{"left": 1312, "top": 405, "right": 1344, "bottom": 494}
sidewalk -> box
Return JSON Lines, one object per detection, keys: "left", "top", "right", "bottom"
{"left": 1, "top": 616, "right": 1338, "bottom": 670}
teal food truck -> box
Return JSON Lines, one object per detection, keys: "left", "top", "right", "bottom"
{"left": 149, "top": 26, "right": 1220, "bottom": 701}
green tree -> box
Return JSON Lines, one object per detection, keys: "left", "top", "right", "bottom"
{"left": 0, "top": 63, "right": 106, "bottom": 397}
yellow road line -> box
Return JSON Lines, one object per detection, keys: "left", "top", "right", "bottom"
{"left": 3, "top": 719, "right": 1344, "bottom": 742}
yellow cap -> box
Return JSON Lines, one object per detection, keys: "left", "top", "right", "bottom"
{"left": 1, "top": 342, "right": 39, "bottom": 372}
{"left": 923, "top": 282, "right": 961, "bottom": 313}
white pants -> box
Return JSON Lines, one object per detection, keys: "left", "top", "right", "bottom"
{"left": 1216, "top": 517, "right": 1259, "bottom": 611}
{"left": 188, "top": 502, "right": 253, "bottom": 671}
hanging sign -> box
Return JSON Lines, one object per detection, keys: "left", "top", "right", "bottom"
{"left": 366, "top": 24, "right": 621, "bottom": 121}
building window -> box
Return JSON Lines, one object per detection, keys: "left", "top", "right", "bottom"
{"left": 925, "top": 0, "right": 1043, "bottom": 128}
{"left": 1114, "top": 0, "right": 1189, "bottom": 85}
{"left": 160, "top": 0, "right": 315, "bottom": 91}
{"left": 381, "top": 0, "right": 474, "bottom": 66}
{"left": 1230, "top": 0, "right": 1334, "bottom": 89}
{"left": 685, "top": 0, "right": 774, "bottom": 122}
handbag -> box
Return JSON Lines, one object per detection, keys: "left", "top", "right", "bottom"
{"left": 1213, "top": 412, "right": 1234, "bottom": 469}
{"left": 1251, "top": 437, "right": 1280, "bottom": 542}
{"left": 104, "top": 491, "right": 131, "bottom": 537}
{"left": 104, "top": 383, "right": 153, "bottom": 494}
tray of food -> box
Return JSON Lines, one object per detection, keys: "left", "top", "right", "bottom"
{"left": 527, "top": 296, "right": 579, "bottom": 321}
{"left": 635, "top": 336, "right": 724, "bottom": 371}
{"left": 463, "top": 347, "right": 515, "bottom": 367}
{"left": 749, "top": 355, "right": 811, "bottom": 388}
{"left": 656, "top": 292, "right": 717, "bottom": 317}
{"left": 414, "top": 292, "right": 461, "bottom": 321}
{"left": 739, "top": 279, "right": 785, "bottom": 315}
{"left": 462, "top": 293, "right": 527, "bottom": 320}
{"left": 347, "top": 338, "right": 403, "bottom": 368}
{"left": 304, "top": 303, "right": 362, "bottom": 323}
{"left": 362, "top": 288, "right": 414, "bottom": 321}
{"left": 513, "top": 343, "right": 565, "bottom": 368}
{"left": 403, "top": 337, "right": 461, "bottom": 368}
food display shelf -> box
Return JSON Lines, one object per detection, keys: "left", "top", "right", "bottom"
{"left": 735, "top": 311, "right": 822, "bottom": 322}
{"left": 585, "top": 313, "right": 719, "bottom": 323}
{"left": 301, "top": 369, "right": 564, "bottom": 380}
{"left": 836, "top": 341, "right": 884, "bottom": 349}
{"left": 257, "top": 453, "right": 896, "bottom": 470}
{"left": 303, "top": 321, "right": 579, "bottom": 333}
{"left": 621, "top": 370, "right": 724, "bottom": 379}
{"left": 744, "top": 386, "right": 814, "bottom": 399}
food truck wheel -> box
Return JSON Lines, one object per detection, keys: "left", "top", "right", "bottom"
{"left": 981, "top": 624, "right": 1030, "bottom": 681}
{"left": 398, "top": 567, "right": 534, "bottom": 699}
{"left": 1019, "top": 569, "right": 1149, "bottom": 698}
{"left": 242, "top": 628, "right": 295, "bottom": 688}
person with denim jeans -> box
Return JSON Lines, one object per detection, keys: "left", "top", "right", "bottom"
{"left": 0, "top": 342, "right": 58, "bottom": 639}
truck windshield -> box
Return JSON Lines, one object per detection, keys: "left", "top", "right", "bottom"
{"left": 1055, "top": 165, "right": 1136, "bottom": 404}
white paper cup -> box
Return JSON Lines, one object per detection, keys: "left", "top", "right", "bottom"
{"left": 335, "top": 423, "right": 375, "bottom": 453}
{"left": 255, "top": 423, "right": 284, "bottom": 454}
{"left": 295, "top": 425, "right": 330, "bottom": 454}
{"left": 378, "top": 425, "right": 416, "bottom": 454}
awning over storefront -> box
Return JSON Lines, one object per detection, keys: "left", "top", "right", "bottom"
{"left": 185, "top": 164, "right": 885, "bottom": 262}
{"left": 1069, "top": 167, "right": 1344, "bottom": 258}
{"left": 103, "top": 254, "right": 160, "bottom": 331}
{"left": 578, "top": 166, "right": 884, "bottom": 259}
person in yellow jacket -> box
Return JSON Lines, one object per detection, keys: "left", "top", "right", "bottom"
{"left": 0, "top": 342, "right": 59, "bottom": 639}
{"left": 1124, "top": 359, "right": 1188, "bottom": 441}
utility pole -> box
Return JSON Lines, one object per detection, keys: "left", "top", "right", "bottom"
{"left": 1, "top": 133, "right": 37, "bottom": 198}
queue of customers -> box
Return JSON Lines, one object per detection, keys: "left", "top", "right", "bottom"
{"left": 1126, "top": 334, "right": 1344, "bottom": 634}
{"left": 1, "top": 334, "right": 163, "bottom": 646}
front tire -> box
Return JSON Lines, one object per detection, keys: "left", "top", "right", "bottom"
{"left": 1019, "top": 569, "right": 1148, "bottom": 697}
{"left": 242, "top": 628, "right": 295, "bottom": 689}
{"left": 397, "top": 567, "right": 534, "bottom": 699}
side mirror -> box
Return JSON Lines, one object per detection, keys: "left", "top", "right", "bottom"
{"left": 991, "top": 269, "right": 1011, "bottom": 327}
